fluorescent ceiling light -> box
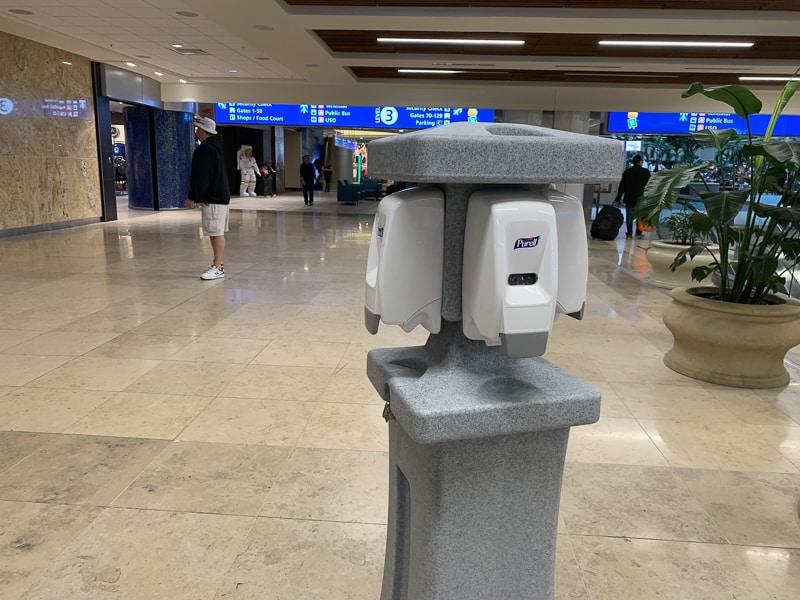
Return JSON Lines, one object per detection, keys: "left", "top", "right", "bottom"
{"left": 171, "top": 44, "right": 183, "bottom": 48}
{"left": 61, "top": 61, "right": 72, "bottom": 66}
{"left": 599, "top": 40, "right": 753, "bottom": 48}
{"left": 178, "top": 79, "right": 187, "bottom": 83}
{"left": 739, "top": 76, "right": 800, "bottom": 81}
{"left": 154, "top": 71, "right": 164, "bottom": 77}
{"left": 125, "top": 62, "right": 137, "bottom": 67}
{"left": 398, "top": 69, "right": 463, "bottom": 74}
{"left": 379, "top": 37, "right": 524, "bottom": 46}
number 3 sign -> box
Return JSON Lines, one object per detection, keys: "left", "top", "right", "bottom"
{"left": 0, "top": 98, "right": 15, "bottom": 115}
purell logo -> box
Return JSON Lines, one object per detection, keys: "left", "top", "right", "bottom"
{"left": 377, "top": 227, "right": 384, "bottom": 238}
{"left": 513, "top": 236, "right": 540, "bottom": 249}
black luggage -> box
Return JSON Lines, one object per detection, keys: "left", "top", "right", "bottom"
{"left": 591, "top": 204, "right": 624, "bottom": 240}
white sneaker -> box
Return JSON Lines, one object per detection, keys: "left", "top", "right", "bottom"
{"left": 249, "top": 192, "right": 257, "bottom": 197}
{"left": 200, "top": 264, "right": 224, "bottom": 280}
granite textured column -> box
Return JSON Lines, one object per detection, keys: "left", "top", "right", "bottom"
{"left": 124, "top": 105, "right": 155, "bottom": 210}
{"left": 153, "top": 109, "right": 194, "bottom": 209}
{"left": 365, "top": 122, "right": 623, "bottom": 600}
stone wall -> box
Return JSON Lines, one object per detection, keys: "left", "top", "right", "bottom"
{"left": 0, "top": 31, "right": 101, "bottom": 232}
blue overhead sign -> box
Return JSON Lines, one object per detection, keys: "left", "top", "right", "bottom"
{"left": 214, "top": 103, "right": 493, "bottom": 129}
{"left": 608, "top": 111, "right": 800, "bottom": 136}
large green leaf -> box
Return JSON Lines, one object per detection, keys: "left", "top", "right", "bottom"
{"left": 751, "top": 203, "right": 800, "bottom": 224}
{"left": 744, "top": 141, "right": 800, "bottom": 168}
{"left": 764, "top": 81, "right": 800, "bottom": 142}
{"left": 779, "top": 238, "right": 800, "bottom": 260}
{"left": 635, "top": 164, "right": 709, "bottom": 224}
{"left": 690, "top": 212, "right": 714, "bottom": 235}
{"left": 682, "top": 83, "right": 762, "bottom": 118}
{"left": 698, "top": 189, "right": 751, "bottom": 225}
{"left": 692, "top": 128, "right": 738, "bottom": 151}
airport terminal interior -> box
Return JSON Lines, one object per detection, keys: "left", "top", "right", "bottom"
{"left": 2, "top": 1, "right": 800, "bottom": 599}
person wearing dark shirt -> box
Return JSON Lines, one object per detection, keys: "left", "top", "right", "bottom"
{"left": 300, "top": 155, "right": 316, "bottom": 206}
{"left": 613, "top": 154, "right": 651, "bottom": 239}
{"left": 185, "top": 116, "right": 231, "bottom": 280}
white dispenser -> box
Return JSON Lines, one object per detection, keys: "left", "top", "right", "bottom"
{"left": 462, "top": 189, "right": 562, "bottom": 358}
{"left": 548, "top": 189, "right": 588, "bottom": 320}
{"left": 365, "top": 187, "right": 444, "bottom": 335}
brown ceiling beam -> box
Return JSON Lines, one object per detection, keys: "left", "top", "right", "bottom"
{"left": 288, "top": 1, "right": 800, "bottom": 10}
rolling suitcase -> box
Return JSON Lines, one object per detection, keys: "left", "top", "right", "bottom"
{"left": 591, "top": 204, "right": 624, "bottom": 240}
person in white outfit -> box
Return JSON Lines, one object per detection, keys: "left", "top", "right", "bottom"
{"left": 237, "top": 145, "right": 260, "bottom": 197}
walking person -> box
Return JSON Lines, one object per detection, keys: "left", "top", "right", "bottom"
{"left": 300, "top": 154, "right": 316, "bottom": 206}
{"left": 185, "top": 116, "right": 230, "bottom": 280}
{"left": 613, "top": 154, "right": 651, "bottom": 239}
{"left": 261, "top": 159, "right": 277, "bottom": 197}
{"left": 322, "top": 161, "right": 333, "bottom": 192}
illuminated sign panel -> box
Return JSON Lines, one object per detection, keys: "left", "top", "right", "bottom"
{"left": 215, "top": 103, "right": 494, "bottom": 129}
{"left": 608, "top": 111, "right": 800, "bottom": 136}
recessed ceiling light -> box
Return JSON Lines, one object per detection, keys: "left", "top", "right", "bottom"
{"left": 378, "top": 37, "right": 524, "bottom": 46}
{"left": 398, "top": 69, "right": 463, "bottom": 74}
{"left": 61, "top": 61, "right": 72, "bottom": 66}
{"left": 252, "top": 25, "right": 273, "bottom": 31}
{"left": 178, "top": 79, "right": 188, "bottom": 84}
{"left": 739, "top": 76, "right": 800, "bottom": 81}
{"left": 599, "top": 40, "right": 754, "bottom": 48}
{"left": 229, "top": 69, "right": 237, "bottom": 73}
{"left": 172, "top": 44, "right": 183, "bottom": 48}
{"left": 176, "top": 11, "right": 198, "bottom": 17}
{"left": 125, "top": 62, "right": 137, "bottom": 68}
{"left": 154, "top": 71, "right": 164, "bottom": 77}
{"left": 9, "top": 9, "right": 33, "bottom": 15}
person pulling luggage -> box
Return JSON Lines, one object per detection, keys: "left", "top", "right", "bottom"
{"left": 612, "top": 154, "right": 651, "bottom": 239}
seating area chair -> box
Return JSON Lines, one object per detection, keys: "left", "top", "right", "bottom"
{"left": 360, "top": 178, "right": 382, "bottom": 201}
{"left": 337, "top": 180, "right": 365, "bottom": 204}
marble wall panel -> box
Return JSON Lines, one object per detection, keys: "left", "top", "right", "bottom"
{"left": 0, "top": 31, "right": 102, "bottom": 232}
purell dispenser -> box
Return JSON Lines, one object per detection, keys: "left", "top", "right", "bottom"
{"left": 462, "top": 189, "right": 559, "bottom": 358}
{"left": 365, "top": 187, "right": 444, "bottom": 335}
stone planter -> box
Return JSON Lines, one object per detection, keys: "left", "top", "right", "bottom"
{"left": 662, "top": 287, "right": 800, "bottom": 388}
{"left": 646, "top": 240, "right": 718, "bottom": 290}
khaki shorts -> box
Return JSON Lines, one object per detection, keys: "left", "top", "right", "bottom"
{"left": 199, "top": 203, "right": 229, "bottom": 236}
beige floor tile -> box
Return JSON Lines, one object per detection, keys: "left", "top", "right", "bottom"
{"left": 86, "top": 333, "right": 196, "bottom": 360}
{"left": 260, "top": 447, "right": 388, "bottom": 524}
{"left": 56, "top": 305, "right": 163, "bottom": 333}
{"left": 555, "top": 535, "right": 589, "bottom": 600}
{"left": 168, "top": 336, "right": 269, "bottom": 364}
{"left": 548, "top": 333, "right": 663, "bottom": 360}
{"left": 610, "top": 383, "right": 740, "bottom": 422}
{"left": 252, "top": 338, "right": 349, "bottom": 368}
{"left": 544, "top": 352, "right": 607, "bottom": 382}
{"left": 297, "top": 403, "right": 388, "bottom": 452}
{"left": 213, "top": 518, "right": 385, "bottom": 600}
{"left": 582, "top": 380, "right": 633, "bottom": 418}
{"left": 19, "top": 508, "right": 253, "bottom": 600}
{"left": 715, "top": 385, "right": 800, "bottom": 426}
{"left": 0, "top": 388, "right": 116, "bottom": 433}
{"left": 677, "top": 469, "right": 800, "bottom": 547}
{"left": 281, "top": 319, "right": 361, "bottom": 343}
{"left": 0, "top": 435, "right": 168, "bottom": 505}
{"left": 124, "top": 361, "right": 246, "bottom": 396}
{"left": 0, "top": 501, "right": 103, "bottom": 600}
{"left": 0, "top": 329, "right": 41, "bottom": 352}
{"left": 27, "top": 357, "right": 161, "bottom": 392}
{"left": 594, "top": 354, "right": 704, "bottom": 386}
{"left": 639, "top": 419, "right": 800, "bottom": 473}
{"left": 560, "top": 463, "right": 725, "bottom": 542}
{"left": 737, "top": 546, "right": 800, "bottom": 600}
{"left": 0, "top": 431, "right": 57, "bottom": 474}
{"left": 113, "top": 441, "right": 290, "bottom": 516}
{"left": 566, "top": 417, "right": 668, "bottom": 466}
{"left": 755, "top": 384, "right": 800, "bottom": 426}
{"left": 0, "top": 355, "right": 73, "bottom": 387}
{"left": 64, "top": 392, "right": 212, "bottom": 439}
{"left": 570, "top": 536, "right": 772, "bottom": 600}
{"left": 3, "top": 331, "right": 120, "bottom": 357}
{"left": 321, "top": 367, "right": 384, "bottom": 405}
{"left": 179, "top": 397, "right": 316, "bottom": 446}
{"left": 221, "top": 364, "right": 333, "bottom": 401}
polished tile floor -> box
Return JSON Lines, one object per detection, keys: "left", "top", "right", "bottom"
{"left": 1, "top": 193, "right": 799, "bottom": 599}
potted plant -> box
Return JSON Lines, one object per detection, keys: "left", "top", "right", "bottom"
{"left": 646, "top": 205, "right": 719, "bottom": 289}
{"left": 636, "top": 79, "right": 800, "bottom": 388}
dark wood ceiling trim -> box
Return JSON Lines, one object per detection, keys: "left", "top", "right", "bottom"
{"left": 319, "top": 31, "right": 800, "bottom": 61}
{"left": 288, "top": 1, "right": 800, "bottom": 10}
{"left": 349, "top": 66, "right": 787, "bottom": 86}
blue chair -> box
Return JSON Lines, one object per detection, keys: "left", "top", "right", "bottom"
{"left": 337, "top": 181, "right": 364, "bottom": 204}
{"left": 361, "top": 178, "right": 382, "bottom": 200}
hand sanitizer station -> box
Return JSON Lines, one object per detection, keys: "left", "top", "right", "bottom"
{"left": 364, "top": 123, "right": 623, "bottom": 600}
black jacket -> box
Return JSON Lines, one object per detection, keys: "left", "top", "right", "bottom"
{"left": 188, "top": 135, "right": 230, "bottom": 205}
{"left": 614, "top": 164, "right": 651, "bottom": 206}
{"left": 300, "top": 162, "right": 316, "bottom": 186}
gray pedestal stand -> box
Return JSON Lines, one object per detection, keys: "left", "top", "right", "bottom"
{"left": 365, "top": 123, "right": 623, "bottom": 600}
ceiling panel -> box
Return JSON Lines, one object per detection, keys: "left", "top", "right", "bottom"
{"left": 286, "top": 0, "right": 800, "bottom": 9}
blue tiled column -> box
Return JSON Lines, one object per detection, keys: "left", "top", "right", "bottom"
{"left": 124, "top": 106, "right": 155, "bottom": 210}
{"left": 154, "top": 110, "right": 194, "bottom": 209}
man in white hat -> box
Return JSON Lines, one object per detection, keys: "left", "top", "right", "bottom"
{"left": 185, "top": 116, "right": 230, "bottom": 280}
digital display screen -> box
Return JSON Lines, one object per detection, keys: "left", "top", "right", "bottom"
{"left": 0, "top": 97, "right": 93, "bottom": 120}
{"left": 214, "top": 103, "right": 494, "bottom": 129}
{"left": 608, "top": 111, "right": 800, "bottom": 136}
